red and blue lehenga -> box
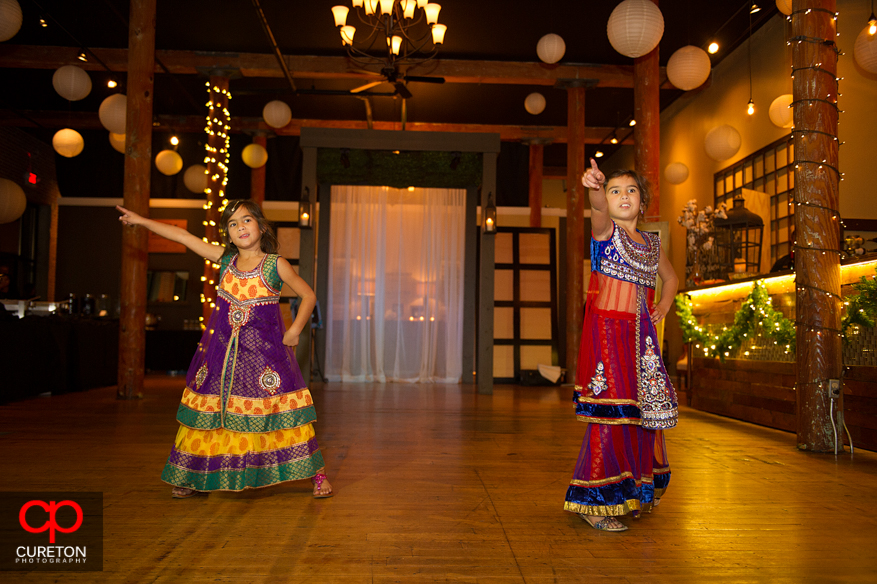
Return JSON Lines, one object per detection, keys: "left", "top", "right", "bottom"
{"left": 161, "top": 253, "right": 325, "bottom": 492}
{"left": 563, "top": 222, "right": 678, "bottom": 517}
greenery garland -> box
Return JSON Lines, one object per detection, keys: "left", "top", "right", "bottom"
{"left": 841, "top": 267, "right": 877, "bottom": 338}
{"left": 675, "top": 280, "right": 796, "bottom": 361}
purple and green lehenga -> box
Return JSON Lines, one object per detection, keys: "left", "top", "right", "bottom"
{"left": 161, "top": 253, "right": 324, "bottom": 492}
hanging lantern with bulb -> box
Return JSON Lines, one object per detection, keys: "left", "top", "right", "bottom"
{"left": 483, "top": 192, "right": 497, "bottom": 234}
{"left": 299, "top": 186, "right": 313, "bottom": 229}
{"left": 713, "top": 194, "right": 764, "bottom": 277}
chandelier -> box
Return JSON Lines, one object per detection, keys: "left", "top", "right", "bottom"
{"left": 331, "top": 1, "right": 447, "bottom": 69}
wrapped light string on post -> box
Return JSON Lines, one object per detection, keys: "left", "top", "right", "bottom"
{"left": 201, "top": 78, "right": 232, "bottom": 324}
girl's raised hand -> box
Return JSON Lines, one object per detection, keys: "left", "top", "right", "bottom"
{"left": 581, "top": 158, "right": 605, "bottom": 190}
{"left": 116, "top": 205, "right": 143, "bottom": 227}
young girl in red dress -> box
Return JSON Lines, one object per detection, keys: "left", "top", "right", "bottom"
{"left": 118, "top": 200, "right": 333, "bottom": 499}
{"left": 563, "top": 159, "right": 678, "bottom": 531}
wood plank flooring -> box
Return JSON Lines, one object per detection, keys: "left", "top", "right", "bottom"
{"left": 1, "top": 377, "right": 876, "bottom": 583}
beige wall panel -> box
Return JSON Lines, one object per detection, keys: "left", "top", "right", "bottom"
{"left": 519, "top": 232, "right": 550, "bottom": 264}
{"left": 496, "top": 231, "right": 513, "bottom": 264}
{"left": 495, "top": 269, "right": 514, "bottom": 301}
{"left": 520, "top": 307, "right": 552, "bottom": 339}
{"left": 520, "top": 345, "right": 553, "bottom": 370}
{"left": 520, "top": 270, "right": 550, "bottom": 302}
{"left": 494, "top": 306, "right": 514, "bottom": 339}
{"left": 493, "top": 345, "right": 515, "bottom": 378}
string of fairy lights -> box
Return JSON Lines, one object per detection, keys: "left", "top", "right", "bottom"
{"left": 199, "top": 80, "right": 232, "bottom": 324}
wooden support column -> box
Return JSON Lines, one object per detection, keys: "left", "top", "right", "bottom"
{"left": 528, "top": 142, "right": 544, "bottom": 227}
{"left": 793, "top": 0, "right": 841, "bottom": 452}
{"left": 478, "top": 152, "right": 498, "bottom": 395}
{"left": 634, "top": 2, "right": 661, "bottom": 222}
{"left": 564, "top": 83, "right": 587, "bottom": 377}
{"left": 118, "top": 0, "right": 156, "bottom": 399}
{"left": 250, "top": 133, "right": 267, "bottom": 205}
{"left": 202, "top": 74, "right": 229, "bottom": 323}
{"left": 296, "top": 146, "right": 317, "bottom": 383}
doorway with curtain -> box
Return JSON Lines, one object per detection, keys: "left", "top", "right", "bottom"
{"left": 325, "top": 185, "right": 466, "bottom": 382}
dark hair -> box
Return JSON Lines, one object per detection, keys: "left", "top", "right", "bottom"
{"left": 218, "top": 199, "right": 278, "bottom": 258}
{"left": 604, "top": 169, "right": 652, "bottom": 217}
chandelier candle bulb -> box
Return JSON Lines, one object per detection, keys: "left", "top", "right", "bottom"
{"left": 403, "top": 0, "right": 415, "bottom": 19}
{"left": 341, "top": 25, "right": 356, "bottom": 45}
{"left": 364, "top": 0, "right": 375, "bottom": 16}
{"left": 379, "top": 0, "right": 393, "bottom": 15}
{"left": 331, "top": 5, "right": 348, "bottom": 27}
{"left": 423, "top": 3, "right": 441, "bottom": 25}
{"left": 432, "top": 23, "right": 446, "bottom": 44}
{"left": 392, "top": 35, "right": 402, "bottom": 55}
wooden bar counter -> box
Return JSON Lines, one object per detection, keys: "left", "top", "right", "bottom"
{"left": 682, "top": 255, "right": 877, "bottom": 451}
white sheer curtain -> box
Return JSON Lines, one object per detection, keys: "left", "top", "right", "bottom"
{"left": 325, "top": 185, "right": 465, "bottom": 383}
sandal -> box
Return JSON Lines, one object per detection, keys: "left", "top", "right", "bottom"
{"left": 312, "top": 473, "right": 333, "bottom": 499}
{"left": 579, "top": 513, "right": 628, "bottom": 532}
{"left": 171, "top": 487, "right": 197, "bottom": 499}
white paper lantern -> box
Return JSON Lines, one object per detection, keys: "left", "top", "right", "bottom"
{"left": 155, "top": 150, "right": 183, "bottom": 175}
{"left": 0, "top": 178, "right": 26, "bottom": 224}
{"left": 524, "top": 92, "right": 546, "bottom": 115}
{"left": 0, "top": 0, "right": 23, "bottom": 42}
{"left": 52, "top": 65, "right": 92, "bottom": 101}
{"left": 664, "top": 162, "right": 689, "bottom": 185}
{"left": 704, "top": 125, "right": 741, "bottom": 161}
{"left": 99, "top": 94, "right": 127, "bottom": 134}
{"left": 775, "top": 0, "right": 792, "bottom": 16}
{"left": 109, "top": 132, "right": 126, "bottom": 153}
{"left": 768, "top": 94, "right": 794, "bottom": 129}
{"left": 262, "top": 100, "right": 291, "bottom": 129}
{"left": 52, "top": 128, "right": 85, "bottom": 158}
{"left": 666, "top": 45, "right": 711, "bottom": 91}
{"left": 607, "top": 0, "right": 664, "bottom": 59}
{"left": 536, "top": 34, "right": 565, "bottom": 64}
{"left": 242, "top": 143, "right": 268, "bottom": 168}
{"left": 183, "top": 164, "right": 208, "bottom": 194}
{"left": 854, "top": 26, "right": 877, "bottom": 74}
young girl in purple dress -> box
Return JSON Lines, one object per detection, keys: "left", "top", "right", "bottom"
{"left": 118, "top": 200, "right": 333, "bottom": 499}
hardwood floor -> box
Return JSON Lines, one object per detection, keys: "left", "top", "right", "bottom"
{"left": 1, "top": 377, "right": 876, "bottom": 583}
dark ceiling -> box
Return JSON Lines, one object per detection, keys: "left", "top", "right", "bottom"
{"left": 0, "top": 0, "right": 777, "bottom": 166}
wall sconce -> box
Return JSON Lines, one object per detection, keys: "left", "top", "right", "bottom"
{"left": 299, "top": 186, "right": 313, "bottom": 229}
{"left": 483, "top": 192, "right": 497, "bottom": 234}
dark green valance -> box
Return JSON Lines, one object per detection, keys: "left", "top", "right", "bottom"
{"left": 317, "top": 148, "right": 482, "bottom": 189}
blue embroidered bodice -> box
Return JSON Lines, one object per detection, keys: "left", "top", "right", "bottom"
{"left": 590, "top": 222, "right": 661, "bottom": 289}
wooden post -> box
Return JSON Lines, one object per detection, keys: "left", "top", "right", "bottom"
{"left": 634, "top": 1, "right": 661, "bottom": 222}
{"left": 118, "top": 0, "right": 156, "bottom": 399}
{"left": 477, "top": 153, "right": 498, "bottom": 395}
{"left": 565, "top": 84, "right": 587, "bottom": 377}
{"left": 202, "top": 75, "right": 230, "bottom": 324}
{"left": 250, "top": 133, "right": 267, "bottom": 205}
{"left": 528, "top": 142, "right": 544, "bottom": 228}
{"left": 793, "top": 0, "right": 841, "bottom": 452}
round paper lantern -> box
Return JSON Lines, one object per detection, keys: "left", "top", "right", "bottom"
{"left": 98, "top": 94, "right": 127, "bottom": 134}
{"left": 704, "top": 125, "right": 741, "bottom": 162}
{"left": 0, "top": 178, "right": 26, "bottom": 224}
{"left": 183, "top": 164, "right": 208, "bottom": 194}
{"left": 768, "top": 94, "right": 794, "bottom": 128}
{"left": 109, "top": 132, "right": 126, "bottom": 153}
{"left": 536, "top": 33, "right": 565, "bottom": 64}
{"left": 242, "top": 143, "right": 268, "bottom": 168}
{"left": 607, "top": 0, "right": 664, "bottom": 59}
{"left": 775, "top": 0, "right": 792, "bottom": 16}
{"left": 52, "top": 128, "right": 85, "bottom": 158}
{"left": 263, "top": 100, "right": 291, "bottom": 129}
{"left": 854, "top": 26, "right": 877, "bottom": 74}
{"left": 155, "top": 150, "right": 183, "bottom": 175}
{"left": 666, "top": 45, "right": 711, "bottom": 91}
{"left": 664, "top": 162, "right": 689, "bottom": 185}
{"left": 524, "top": 92, "right": 546, "bottom": 115}
{"left": 0, "top": 0, "right": 23, "bottom": 42}
{"left": 52, "top": 65, "right": 92, "bottom": 101}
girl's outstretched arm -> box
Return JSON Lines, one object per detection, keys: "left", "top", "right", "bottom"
{"left": 117, "top": 205, "right": 224, "bottom": 263}
{"left": 582, "top": 158, "right": 612, "bottom": 240}
{"left": 276, "top": 257, "right": 317, "bottom": 348}
{"left": 651, "top": 248, "right": 679, "bottom": 325}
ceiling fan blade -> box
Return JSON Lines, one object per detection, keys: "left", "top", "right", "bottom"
{"left": 404, "top": 75, "right": 445, "bottom": 84}
{"left": 350, "top": 80, "right": 385, "bottom": 94}
{"left": 394, "top": 82, "right": 413, "bottom": 99}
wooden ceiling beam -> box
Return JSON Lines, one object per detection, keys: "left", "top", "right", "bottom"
{"left": 0, "top": 44, "right": 671, "bottom": 88}
{"left": 0, "top": 110, "right": 635, "bottom": 144}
